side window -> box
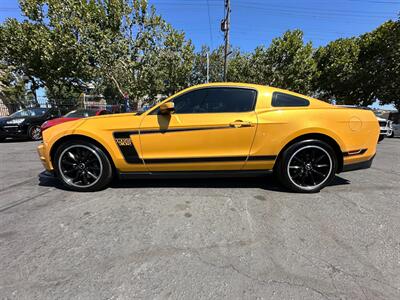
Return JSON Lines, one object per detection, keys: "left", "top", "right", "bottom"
{"left": 149, "top": 89, "right": 206, "bottom": 115}
{"left": 152, "top": 88, "right": 257, "bottom": 114}
{"left": 197, "top": 88, "right": 257, "bottom": 113}
{"left": 272, "top": 92, "right": 310, "bottom": 107}
{"left": 174, "top": 89, "right": 208, "bottom": 114}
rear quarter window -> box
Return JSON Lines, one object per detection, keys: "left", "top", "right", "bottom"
{"left": 272, "top": 92, "right": 310, "bottom": 107}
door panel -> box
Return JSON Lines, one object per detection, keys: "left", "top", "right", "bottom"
{"left": 139, "top": 112, "right": 258, "bottom": 171}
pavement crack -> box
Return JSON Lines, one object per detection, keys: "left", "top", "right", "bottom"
{"left": 194, "top": 250, "right": 333, "bottom": 299}
{"left": 0, "top": 189, "right": 53, "bottom": 213}
{"left": 0, "top": 178, "right": 36, "bottom": 193}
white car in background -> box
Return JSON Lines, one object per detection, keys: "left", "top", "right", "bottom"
{"left": 376, "top": 116, "right": 389, "bottom": 142}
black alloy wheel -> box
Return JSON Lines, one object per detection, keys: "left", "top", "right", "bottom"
{"left": 54, "top": 140, "right": 113, "bottom": 192}
{"left": 275, "top": 140, "right": 337, "bottom": 193}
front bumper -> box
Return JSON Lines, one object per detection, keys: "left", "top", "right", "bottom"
{"left": 0, "top": 124, "right": 28, "bottom": 137}
{"left": 37, "top": 143, "right": 53, "bottom": 171}
{"left": 342, "top": 154, "right": 375, "bottom": 172}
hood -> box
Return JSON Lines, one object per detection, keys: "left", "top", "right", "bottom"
{"left": 75, "top": 112, "right": 142, "bottom": 132}
{"left": 41, "top": 117, "right": 81, "bottom": 131}
{"left": 0, "top": 116, "right": 11, "bottom": 123}
{"left": 46, "top": 117, "right": 79, "bottom": 125}
{"left": 1, "top": 115, "right": 44, "bottom": 123}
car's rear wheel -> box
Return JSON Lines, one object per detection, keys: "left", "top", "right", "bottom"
{"left": 54, "top": 140, "right": 113, "bottom": 192}
{"left": 275, "top": 140, "right": 337, "bottom": 193}
{"left": 28, "top": 125, "right": 42, "bottom": 141}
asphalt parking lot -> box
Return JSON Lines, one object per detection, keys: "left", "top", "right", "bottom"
{"left": 0, "top": 139, "right": 400, "bottom": 299}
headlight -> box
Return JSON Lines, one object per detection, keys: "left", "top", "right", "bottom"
{"left": 6, "top": 118, "right": 25, "bottom": 125}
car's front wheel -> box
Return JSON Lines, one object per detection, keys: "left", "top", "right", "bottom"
{"left": 275, "top": 140, "right": 338, "bottom": 193}
{"left": 54, "top": 140, "right": 113, "bottom": 192}
{"left": 28, "top": 125, "right": 42, "bottom": 141}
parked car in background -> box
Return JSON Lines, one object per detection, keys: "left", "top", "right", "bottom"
{"left": 387, "top": 111, "right": 400, "bottom": 138}
{"left": 0, "top": 107, "right": 61, "bottom": 141}
{"left": 376, "top": 116, "right": 390, "bottom": 142}
{"left": 38, "top": 83, "right": 379, "bottom": 193}
{"left": 41, "top": 109, "right": 110, "bottom": 132}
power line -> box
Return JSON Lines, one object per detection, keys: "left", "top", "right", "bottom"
{"left": 150, "top": 1, "right": 397, "bottom": 18}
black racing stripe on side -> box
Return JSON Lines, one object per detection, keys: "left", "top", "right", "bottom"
{"left": 144, "top": 155, "right": 277, "bottom": 164}
{"left": 247, "top": 155, "right": 277, "bottom": 161}
{"left": 343, "top": 148, "right": 367, "bottom": 157}
{"left": 139, "top": 126, "right": 232, "bottom": 135}
{"left": 114, "top": 131, "right": 139, "bottom": 137}
{"left": 112, "top": 126, "right": 233, "bottom": 137}
{"left": 145, "top": 156, "right": 247, "bottom": 164}
{"left": 113, "top": 132, "right": 142, "bottom": 164}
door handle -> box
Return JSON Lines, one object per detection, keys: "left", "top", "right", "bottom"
{"left": 229, "top": 120, "right": 253, "bottom": 128}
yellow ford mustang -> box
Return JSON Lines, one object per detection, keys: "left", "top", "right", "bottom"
{"left": 37, "top": 83, "right": 379, "bottom": 193}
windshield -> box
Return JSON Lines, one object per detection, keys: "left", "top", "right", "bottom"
{"left": 10, "top": 108, "right": 47, "bottom": 117}
{"left": 64, "top": 110, "right": 97, "bottom": 118}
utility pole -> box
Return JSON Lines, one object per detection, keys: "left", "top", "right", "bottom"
{"left": 206, "top": 52, "right": 210, "bottom": 83}
{"left": 221, "top": 0, "right": 230, "bottom": 81}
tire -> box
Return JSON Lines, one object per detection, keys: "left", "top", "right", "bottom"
{"left": 28, "top": 125, "right": 42, "bottom": 141}
{"left": 54, "top": 140, "right": 113, "bottom": 192}
{"left": 378, "top": 135, "right": 385, "bottom": 142}
{"left": 274, "top": 139, "right": 338, "bottom": 193}
{"left": 387, "top": 131, "right": 394, "bottom": 138}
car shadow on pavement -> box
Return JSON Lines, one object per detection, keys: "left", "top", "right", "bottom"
{"left": 39, "top": 172, "right": 350, "bottom": 193}
{"left": 110, "top": 174, "right": 350, "bottom": 192}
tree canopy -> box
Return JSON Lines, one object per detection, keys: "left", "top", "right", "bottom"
{"left": 0, "top": 1, "right": 399, "bottom": 110}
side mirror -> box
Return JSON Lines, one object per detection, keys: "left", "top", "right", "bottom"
{"left": 159, "top": 102, "right": 175, "bottom": 115}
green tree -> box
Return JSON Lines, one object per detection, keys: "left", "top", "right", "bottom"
{"left": 0, "top": 0, "right": 170, "bottom": 107}
{"left": 191, "top": 46, "right": 224, "bottom": 85}
{"left": 266, "top": 30, "right": 317, "bottom": 94}
{"left": 156, "top": 26, "right": 195, "bottom": 96}
{"left": 314, "top": 38, "right": 361, "bottom": 104}
{"left": 245, "top": 30, "right": 317, "bottom": 95}
{"left": 0, "top": 63, "right": 27, "bottom": 109}
{"left": 227, "top": 50, "right": 252, "bottom": 83}
{"left": 359, "top": 20, "right": 400, "bottom": 110}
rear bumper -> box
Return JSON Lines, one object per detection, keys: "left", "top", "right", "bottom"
{"left": 342, "top": 154, "right": 375, "bottom": 172}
